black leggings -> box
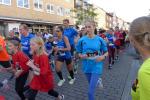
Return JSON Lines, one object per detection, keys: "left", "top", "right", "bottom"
{"left": 25, "top": 87, "right": 59, "bottom": 100}
{"left": 15, "top": 72, "right": 29, "bottom": 100}
{"left": 108, "top": 47, "right": 115, "bottom": 64}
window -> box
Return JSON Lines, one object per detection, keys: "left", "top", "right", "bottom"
{"left": 47, "top": 4, "right": 55, "bottom": 14}
{"left": 65, "top": 8, "right": 70, "bottom": 16}
{"left": 0, "top": 0, "right": 11, "bottom": 5}
{"left": 34, "top": 0, "right": 43, "bottom": 11}
{"left": 17, "top": 0, "right": 29, "bottom": 8}
{"left": 57, "top": 6, "right": 64, "bottom": 16}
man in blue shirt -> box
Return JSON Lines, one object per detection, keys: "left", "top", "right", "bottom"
{"left": 19, "top": 24, "right": 34, "bottom": 58}
{"left": 63, "top": 19, "right": 78, "bottom": 56}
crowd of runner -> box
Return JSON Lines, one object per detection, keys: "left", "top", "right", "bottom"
{"left": 0, "top": 19, "right": 129, "bottom": 100}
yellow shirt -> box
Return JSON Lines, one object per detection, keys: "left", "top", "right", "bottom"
{"left": 132, "top": 58, "right": 150, "bottom": 100}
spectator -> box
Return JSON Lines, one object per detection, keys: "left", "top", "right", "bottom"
{"left": 129, "top": 16, "right": 150, "bottom": 100}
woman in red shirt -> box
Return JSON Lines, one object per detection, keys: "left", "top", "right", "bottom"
{"left": 26, "top": 37, "right": 64, "bottom": 100}
{"left": 7, "top": 37, "right": 29, "bottom": 100}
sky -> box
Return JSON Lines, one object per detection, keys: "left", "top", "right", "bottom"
{"left": 88, "top": 0, "right": 150, "bottom": 22}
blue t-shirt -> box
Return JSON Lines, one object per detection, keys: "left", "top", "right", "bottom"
{"left": 21, "top": 33, "right": 35, "bottom": 56}
{"left": 45, "top": 41, "right": 53, "bottom": 51}
{"left": 105, "top": 33, "right": 115, "bottom": 47}
{"left": 56, "top": 36, "right": 71, "bottom": 59}
{"left": 63, "top": 27, "right": 78, "bottom": 46}
{"left": 76, "top": 35, "right": 108, "bottom": 74}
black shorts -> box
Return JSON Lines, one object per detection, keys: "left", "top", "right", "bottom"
{"left": 57, "top": 57, "right": 72, "bottom": 65}
{"left": 116, "top": 45, "right": 120, "bottom": 49}
{"left": 0, "top": 61, "right": 11, "bottom": 68}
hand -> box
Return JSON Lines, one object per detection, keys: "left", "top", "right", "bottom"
{"left": 15, "top": 70, "right": 22, "bottom": 78}
{"left": 53, "top": 47, "right": 59, "bottom": 52}
{"left": 132, "top": 79, "right": 138, "bottom": 92}
{"left": 95, "top": 56, "right": 105, "bottom": 62}
{"left": 26, "top": 60, "right": 35, "bottom": 68}
{"left": 79, "top": 54, "right": 88, "bottom": 59}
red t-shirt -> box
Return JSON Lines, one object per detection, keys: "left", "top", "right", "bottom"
{"left": 99, "top": 33, "right": 106, "bottom": 39}
{"left": 12, "top": 51, "right": 29, "bottom": 76}
{"left": 29, "top": 54, "right": 54, "bottom": 92}
{"left": 114, "top": 32, "right": 122, "bottom": 46}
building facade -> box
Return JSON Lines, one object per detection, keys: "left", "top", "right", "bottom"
{"left": 95, "top": 6, "right": 106, "bottom": 29}
{"left": 0, "top": 0, "right": 74, "bottom": 36}
{"left": 105, "top": 12, "right": 113, "bottom": 29}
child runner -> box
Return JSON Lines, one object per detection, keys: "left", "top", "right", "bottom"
{"left": 7, "top": 37, "right": 29, "bottom": 100}
{"left": 45, "top": 36, "right": 55, "bottom": 71}
{"left": 25, "top": 37, "right": 64, "bottom": 100}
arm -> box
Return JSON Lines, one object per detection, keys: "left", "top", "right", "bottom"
{"left": 59, "top": 36, "right": 71, "bottom": 51}
{"left": 76, "top": 39, "right": 88, "bottom": 59}
{"left": 26, "top": 60, "right": 40, "bottom": 74}
{"left": 14, "top": 69, "right": 23, "bottom": 78}
{"left": 96, "top": 52, "right": 108, "bottom": 62}
{"left": 96, "top": 38, "right": 108, "bottom": 62}
{"left": 74, "top": 34, "right": 80, "bottom": 45}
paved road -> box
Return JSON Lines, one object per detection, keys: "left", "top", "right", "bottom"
{"left": 0, "top": 46, "right": 140, "bottom": 100}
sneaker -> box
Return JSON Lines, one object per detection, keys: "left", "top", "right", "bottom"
{"left": 67, "top": 75, "right": 72, "bottom": 80}
{"left": 74, "top": 68, "right": 78, "bottom": 74}
{"left": 97, "top": 78, "right": 103, "bottom": 89}
{"left": 57, "top": 79, "right": 65, "bottom": 87}
{"left": 108, "top": 64, "right": 112, "bottom": 69}
{"left": 69, "top": 78, "right": 75, "bottom": 85}
{"left": 59, "top": 95, "right": 64, "bottom": 100}
{"left": 115, "top": 56, "right": 119, "bottom": 61}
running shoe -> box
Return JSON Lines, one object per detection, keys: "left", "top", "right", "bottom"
{"left": 97, "top": 78, "right": 103, "bottom": 89}
{"left": 59, "top": 94, "right": 64, "bottom": 100}
{"left": 57, "top": 79, "right": 65, "bottom": 87}
{"left": 69, "top": 78, "right": 75, "bottom": 85}
{"left": 108, "top": 64, "right": 112, "bottom": 69}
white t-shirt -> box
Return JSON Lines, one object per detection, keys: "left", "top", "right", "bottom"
{"left": 44, "top": 33, "right": 53, "bottom": 40}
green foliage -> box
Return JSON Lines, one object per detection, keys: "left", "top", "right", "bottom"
{"left": 71, "top": 5, "right": 98, "bottom": 25}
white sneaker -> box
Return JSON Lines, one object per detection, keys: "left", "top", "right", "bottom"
{"left": 69, "top": 78, "right": 75, "bottom": 85}
{"left": 59, "top": 94, "right": 64, "bottom": 100}
{"left": 57, "top": 79, "right": 65, "bottom": 87}
{"left": 97, "top": 78, "right": 103, "bottom": 89}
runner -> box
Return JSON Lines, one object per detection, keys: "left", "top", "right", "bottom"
{"left": 0, "top": 33, "right": 11, "bottom": 70}
{"left": 76, "top": 21, "right": 108, "bottom": 100}
{"left": 53, "top": 26, "right": 75, "bottom": 86}
{"left": 25, "top": 37, "right": 64, "bottom": 100}
{"left": 6, "top": 37, "right": 29, "bottom": 100}
{"left": 114, "top": 26, "right": 122, "bottom": 60}
{"left": 105, "top": 28, "right": 116, "bottom": 69}
{"left": 98, "top": 29, "right": 109, "bottom": 43}
{"left": 19, "top": 24, "right": 35, "bottom": 58}
{"left": 45, "top": 36, "right": 55, "bottom": 71}
{"left": 63, "top": 19, "right": 79, "bottom": 73}
{"left": 63, "top": 19, "right": 78, "bottom": 56}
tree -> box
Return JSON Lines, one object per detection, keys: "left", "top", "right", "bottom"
{"left": 71, "top": 3, "right": 98, "bottom": 25}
